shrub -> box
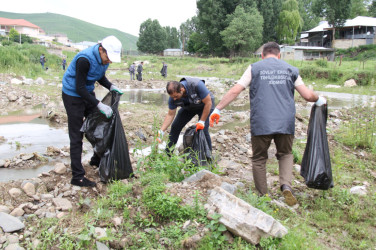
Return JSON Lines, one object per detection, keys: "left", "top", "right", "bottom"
{"left": 315, "top": 59, "right": 328, "bottom": 68}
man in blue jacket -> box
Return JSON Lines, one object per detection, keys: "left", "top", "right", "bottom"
{"left": 62, "top": 35, "right": 123, "bottom": 187}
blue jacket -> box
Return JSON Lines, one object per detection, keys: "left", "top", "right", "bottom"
{"left": 62, "top": 44, "right": 109, "bottom": 97}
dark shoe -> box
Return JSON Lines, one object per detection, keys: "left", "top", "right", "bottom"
{"left": 281, "top": 184, "right": 297, "bottom": 206}
{"left": 71, "top": 177, "right": 96, "bottom": 187}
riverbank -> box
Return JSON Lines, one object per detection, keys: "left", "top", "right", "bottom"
{"left": 0, "top": 67, "right": 375, "bottom": 249}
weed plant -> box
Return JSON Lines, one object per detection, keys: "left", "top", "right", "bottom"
{"left": 336, "top": 106, "right": 376, "bottom": 152}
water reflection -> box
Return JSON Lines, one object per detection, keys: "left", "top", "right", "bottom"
{"left": 0, "top": 121, "right": 69, "bottom": 160}
{"left": 95, "top": 88, "right": 168, "bottom": 106}
{"left": 0, "top": 165, "right": 54, "bottom": 182}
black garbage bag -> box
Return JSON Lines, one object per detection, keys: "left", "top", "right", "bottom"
{"left": 301, "top": 104, "right": 333, "bottom": 190}
{"left": 81, "top": 91, "right": 133, "bottom": 182}
{"left": 183, "top": 125, "right": 212, "bottom": 166}
{"left": 183, "top": 125, "right": 196, "bottom": 149}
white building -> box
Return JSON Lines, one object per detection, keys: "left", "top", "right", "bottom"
{"left": 163, "top": 49, "right": 183, "bottom": 56}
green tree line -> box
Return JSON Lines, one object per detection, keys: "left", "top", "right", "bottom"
{"left": 137, "top": 0, "right": 375, "bottom": 57}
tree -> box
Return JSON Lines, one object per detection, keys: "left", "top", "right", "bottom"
{"left": 313, "top": 0, "right": 351, "bottom": 27}
{"left": 180, "top": 16, "right": 199, "bottom": 53}
{"left": 277, "top": 0, "right": 303, "bottom": 44}
{"left": 197, "top": 0, "right": 231, "bottom": 55}
{"left": 8, "top": 28, "right": 19, "bottom": 42}
{"left": 164, "top": 26, "right": 180, "bottom": 48}
{"left": 220, "top": 6, "right": 263, "bottom": 57}
{"left": 196, "top": 0, "right": 256, "bottom": 55}
{"left": 369, "top": 0, "right": 376, "bottom": 17}
{"left": 350, "top": 0, "right": 369, "bottom": 18}
{"left": 137, "top": 19, "right": 167, "bottom": 54}
{"left": 257, "top": 0, "right": 283, "bottom": 43}
{"left": 298, "top": 0, "right": 321, "bottom": 31}
{"left": 312, "top": 0, "right": 351, "bottom": 45}
{"left": 186, "top": 32, "right": 209, "bottom": 55}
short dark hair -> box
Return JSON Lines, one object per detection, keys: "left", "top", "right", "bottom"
{"left": 99, "top": 44, "right": 107, "bottom": 53}
{"left": 262, "top": 42, "right": 280, "bottom": 57}
{"left": 166, "top": 81, "right": 183, "bottom": 95}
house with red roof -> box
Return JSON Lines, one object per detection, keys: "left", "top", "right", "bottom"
{"left": 0, "top": 17, "right": 43, "bottom": 37}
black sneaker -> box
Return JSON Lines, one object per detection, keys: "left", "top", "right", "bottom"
{"left": 71, "top": 177, "right": 96, "bottom": 187}
{"left": 281, "top": 184, "right": 297, "bottom": 206}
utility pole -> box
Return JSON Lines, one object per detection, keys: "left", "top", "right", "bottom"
{"left": 19, "top": 32, "right": 21, "bottom": 44}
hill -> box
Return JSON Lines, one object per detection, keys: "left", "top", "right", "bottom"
{"left": 0, "top": 11, "right": 138, "bottom": 50}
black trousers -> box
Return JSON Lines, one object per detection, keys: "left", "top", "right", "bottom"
{"left": 62, "top": 92, "right": 97, "bottom": 180}
{"left": 167, "top": 107, "right": 213, "bottom": 154}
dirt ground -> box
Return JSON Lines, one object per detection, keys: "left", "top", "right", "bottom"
{"left": 0, "top": 75, "right": 322, "bottom": 248}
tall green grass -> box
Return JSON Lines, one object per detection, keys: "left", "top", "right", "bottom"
{"left": 336, "top": 106, "right": 376, "bottom": 153}
{"left": 0, "top": 43, "right": 63, "bottom": 78}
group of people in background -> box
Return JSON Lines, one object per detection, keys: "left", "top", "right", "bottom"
{"left": 41, "top": 52, "right": 167, "bottom": 81}
{"left": 39, "top": 54, "right": 67, "bottom": 71}
{"left": 128, "top": 61, "right": 167, "bottom": 81}
{"left": 128, "top": 61, "right": 144, "bottom": 81}
{"left": 60, "top": 35, "right": 326, "bottom": 207}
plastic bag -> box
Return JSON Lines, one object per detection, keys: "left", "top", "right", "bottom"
{"left": 81, "top": 92, "right": 133, "bottom": 182}
{"left": 183, "top": 125, "right": 212, "bottom": 166}
{"left": 183, "top": 125, "right": 196, "bottom": 149}
{"left": 300, "top": 104, "right": 333, "bottom": 190}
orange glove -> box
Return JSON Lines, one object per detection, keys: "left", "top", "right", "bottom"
{"left": 209, "top": 108, "right": 221, "bottom": 127}
{"left": 196, "top": 120, "right": 205, "bottom": 132}
{"left": 157, "top": 130, "right": 164, "bottom": 143}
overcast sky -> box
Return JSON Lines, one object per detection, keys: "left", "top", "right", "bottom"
{"left": 2, "top": 0, "right": 198, "bottom": 37}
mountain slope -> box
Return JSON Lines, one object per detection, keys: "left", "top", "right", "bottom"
{"left": 0, "top": 11, "right": 138, "bottom": 50}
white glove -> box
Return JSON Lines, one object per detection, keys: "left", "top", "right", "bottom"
{"left": 315, "top": 96, "right": 327, "bottom": 106}
{"left": 97, "top": 102, "right": 113, "bottom": 118}
{"left": 110, "top": 85, "right": 123, "bottom": 94}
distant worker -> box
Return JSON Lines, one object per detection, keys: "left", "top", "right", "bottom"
{"left": 160, "top": 62, "right": 168, "bottom": 78}
{"left": 62, "top": 57, "right": 67, "bottom": 71}
{"left": 40, "top": 54, "right": 46, "bottom": 69}
{"left": 62, "top": 35, "right": 123, "bottom": 187}
{"left": 159, "top": 77, "right": 214, "bottom": 155}
{"left": 129, "top": 62, "right": 136, "bottom": 80}
{"left": 210, "top": 42, "right": 326, "bottom": 206}
{"left": 137, "top": 61, "right": 143, "bottom": 81}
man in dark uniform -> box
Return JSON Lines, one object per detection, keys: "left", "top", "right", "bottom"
{"left": 62, "top": 35, "right": 123, "bottom": 187}
{"left": 210, "top": 42, "right": 326, "bottom": 206}
{"left": 137, "top": 61, "right": 143, "bottom": 81}
{"left": 159, "top": 77, "right": 214, "bottom": 155}
{"left": 160, "top": 62, "right": 167, "bottom": 78}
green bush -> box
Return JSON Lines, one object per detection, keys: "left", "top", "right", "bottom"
{"left": 315, "top": 59, "right": 328, "bottom": 68}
